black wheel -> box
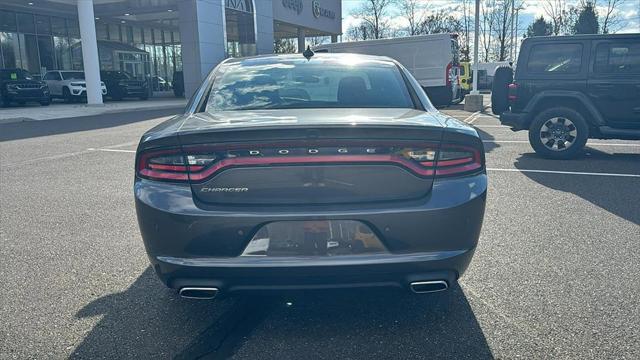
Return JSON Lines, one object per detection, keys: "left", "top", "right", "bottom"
{"left": 63, "top": 87, "right": 73, "bottom": 103}
{"left": 491, "top": 66, "right": 513, "bottom": 115}
{"left": 528, "top": 107, "right": 589, "bottom": 159}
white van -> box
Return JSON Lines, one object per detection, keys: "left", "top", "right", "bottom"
{"left": 314, "top": 34, "right": 462, "bottom": 106}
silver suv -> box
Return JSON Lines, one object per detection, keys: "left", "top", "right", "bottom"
{"left": 43, "top": 70, "right": 107, "bottom": 103}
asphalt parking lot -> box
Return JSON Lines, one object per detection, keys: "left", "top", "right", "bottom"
{"left": 1, "top": 99, "right": 639, "bottom": 359}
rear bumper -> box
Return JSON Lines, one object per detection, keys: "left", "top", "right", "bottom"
{"left": 158, "top": 249, "right": 474, "bottom": 293}
{"left": 135, "top": 173, "right": 487, "bottom": 293}
{"left": 499, "top": 110, "right": 529, "bottom": 131}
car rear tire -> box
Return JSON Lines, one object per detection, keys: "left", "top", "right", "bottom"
{"left": 528, "top": 107, "right": 589, "bottom": 159}
{"left": 491, "top": 66, "right": 513, "bottom": 115}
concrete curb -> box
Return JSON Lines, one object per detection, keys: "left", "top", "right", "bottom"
{"left": 0, "top": 102, "right": 186, "bottom": 125}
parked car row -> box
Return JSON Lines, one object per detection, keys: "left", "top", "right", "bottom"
{"left": 1, "top": 68, "right": 152, "bottom": 107}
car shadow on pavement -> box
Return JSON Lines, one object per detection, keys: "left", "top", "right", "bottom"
{"left": 0, "top": 107, "right": 181, "bottom": 142}
{"left": 71, "top": 269, "right": 492, "bottom": 359}
{"left": 475, "top": 127, "right": 500, "bottom": 154}
{"left": 514, "top": 151, "right": 640, "bottom": 225}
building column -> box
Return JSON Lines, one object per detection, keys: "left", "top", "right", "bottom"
{"left": 77, "top": 0, "right": 102, "bottom": 106}
{"left": 331, "top": 35, "right": 338, "bottom": 43}
{"left": 178, "top": 0, "right": 226, "bottom": 99}
{"left": 254, "top": 0, "right": 274, "bottom": 54}
{"left": 297, "top": 28, "right": 305, "bottom": 53}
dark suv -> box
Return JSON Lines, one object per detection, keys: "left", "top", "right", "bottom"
{"left": 0, "top": 68, "right": 50, "bottom": 107}
{"left": 494, "top": 34, "right": 640, "bottom": 159}
{"left": 100, "top": 71, "right": 149, "bottom": 100}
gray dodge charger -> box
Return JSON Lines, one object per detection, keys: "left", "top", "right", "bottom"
{"left": 135, "top": 53, "right": 487, "bottom": 299}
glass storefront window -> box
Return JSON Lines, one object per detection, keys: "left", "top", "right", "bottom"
{"left": 108, "top": 24, "right": 121, "bottom": 42}
{"left": 143, "top": 28, "right": 152, "bottom": 45}
{"left": 96, "top": 23, "right": 109, "bottom": 40}
{"left": 17, "top": 13, "right": 35, "bottom": 34}
{"left": 133, "top": 27, "right": 143, "bottom": 49}
{"left": 70, "top": 37, "right": 83, "bottom": 70}
{"left": 1, "top": 32, "right": 20, "bottom": 68}
{"left": 153, "top": 29, "right": 163, "bottom": 44}
{"left": 35, "top": 15, "right": 51, "bottom": 35}
{"left": 68, "top": 19, "right": 80, "bottom": 38}
{"left": 18, "top": 34, "right": 39, "bottom": 74}
{"left": 124, "top": 26, "right": 134, "bottom": 44}
{"left": 174, "top": 44, "right": 182, "bottom": 71}
{"left": 54, "top": 36, "right": 71, "bottom": 70}
{"left": 1, "top": 10, "right": 17, "bottom": 32}
{"left": 225, "top": 8, "right": 256, "bottom": 57}
{"left": 51, "top": 17, "right": 67, "bottom": 36}
{"left": 37, "top": 35, "right": 55, "bottom": 72}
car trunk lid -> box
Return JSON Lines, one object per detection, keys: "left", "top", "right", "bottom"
{"left": 177, "top": 109, "right": 444, "bottom": 206}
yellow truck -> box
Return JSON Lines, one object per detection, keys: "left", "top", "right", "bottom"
{"left": 460, "top": 62, "right": 472, "bottom": 94}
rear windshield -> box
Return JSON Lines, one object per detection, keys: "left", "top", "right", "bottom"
{"left": 206, "top": 57, "right": 415, "bottom": 111}
{"left": 527, "top": 43, "right": 583, "bottom": 73}
{"left": 61, "top": 72, "right": 85, "bottom": 80}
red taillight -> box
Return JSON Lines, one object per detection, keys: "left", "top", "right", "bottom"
{"left": 508, "top": 83, "right": 518, "bottom": 102}
{"left": 136, "top": 142, "right": 483, "bottom": 183}
{"left": 434, "top": 146, "right": 483, "bottom": 177}
{"left": 137, "top": 149, "right": 212, "bottom": 182}
{"left": 446, "top": 62, "right": 452, "bottom": 87}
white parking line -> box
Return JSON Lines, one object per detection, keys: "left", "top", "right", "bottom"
{"left": 488, "top": 168, "right": 640, "bottom": 178}
{"left": 462, "top": 111, "right": 481, "bottom": 123}
{"left": 87, "top": 148, "right": 136, "bottom": 153}
{"left": 482, "top": 140, "right": 640, "bottom": 147}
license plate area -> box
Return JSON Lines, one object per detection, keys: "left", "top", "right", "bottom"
{"left": 241, "top": 220, "right": 388, "bottom": 257}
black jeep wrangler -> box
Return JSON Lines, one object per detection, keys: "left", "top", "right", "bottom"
{"left": 493, "top": 34, "right": 640, "bottom": 159}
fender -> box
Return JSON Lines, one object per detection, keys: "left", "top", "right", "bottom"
{"left": 523, "top": 90, "right": 606, "bottom": 126}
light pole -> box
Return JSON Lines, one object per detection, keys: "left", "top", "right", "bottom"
{"left": 471, "top": 0, "right": 480, "bottom": 95}
{"left": 464, "top": 0, "right": 483, "bottom": 111}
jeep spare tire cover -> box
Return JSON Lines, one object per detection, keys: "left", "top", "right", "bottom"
{"left": 491, "top": 66, "right": 513, "bottom": 115}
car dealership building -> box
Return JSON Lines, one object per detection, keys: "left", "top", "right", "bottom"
{"left": 0, "top": 0, "right": 342, "bottom": 102}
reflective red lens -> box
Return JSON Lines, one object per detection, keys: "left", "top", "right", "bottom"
{"left": 137, "top": 142, "right": 483, "bottom": 182}
{"left": 434, "top": 146, "right": 482, "bottom": 177}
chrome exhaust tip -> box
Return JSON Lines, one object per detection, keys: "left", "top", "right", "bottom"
{"left": 179, "top": 287, "right": 219, "bottom": 299}
{"left": 410, "top": 280, "right": 448, "bottom": 294}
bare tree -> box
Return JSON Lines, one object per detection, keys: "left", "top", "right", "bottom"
{"left": 418, "top": 9, "right": 463, "bottom": 35}
{"left": 542, "top": 0, "right": 571, "bottom": 35}
{"left": 274, "top": 38, "right": 297, "bottom": 54}
{"left": 395, "top": 0, "right": 425, "bottom": 36}
{"left": 346, "top": 22, "right": 374, "bottom": 41}
{"left": 600, "top": 0, "right": 624, "bottom": 33}
{"left": 461, "top": 0, "right": 472, "bottom": 61}
{"left": 352, "top": 0, "right": 394, "bottom": 39}
{"left": 492, "top": 0, "right": 524, "bottom": 61}
{"left": 480, "top": 0, "right": 498, "bottom": 61}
